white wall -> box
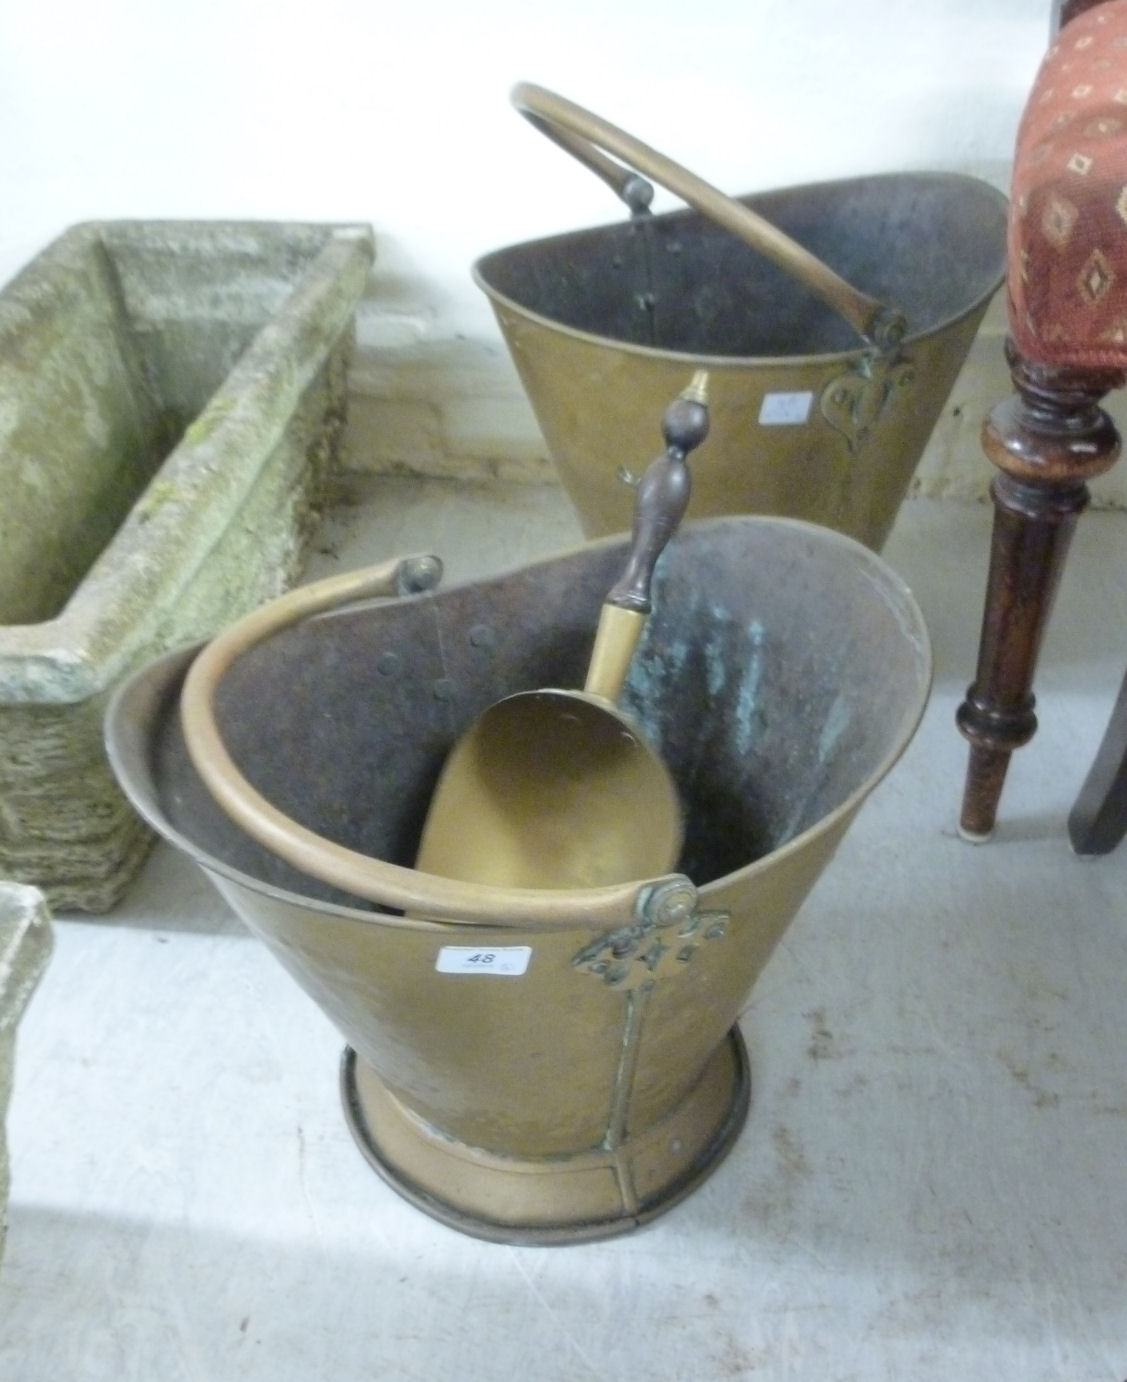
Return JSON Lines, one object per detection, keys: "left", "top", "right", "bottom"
{"left": 4, "top": 1, "right": 1082, "bottom": 497}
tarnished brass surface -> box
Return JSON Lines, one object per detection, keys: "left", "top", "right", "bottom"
{"left": 106, "top": 517, "right": 932, "bottom": 1240}
{"left": 476, "top": 92, "right": 1007, "bottom": 545}
{"left": 582, "top": 603, "right": 646, "bottom": 701}
{"left": 341, "top": 1031, "right": 750, "bottom": 1243}
{"left": 415, "top": 690, "right": 681, "bottom": 889}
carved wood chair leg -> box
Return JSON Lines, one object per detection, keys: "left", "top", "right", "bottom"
{"left": 957, "top": 473, "right": 1087, "bottom": 838}
{"left": 1068, "top": 663, "right": 1127, "bottom": 854}
{"left": 956, "top": 354, "right": 1122, "bottom": 840}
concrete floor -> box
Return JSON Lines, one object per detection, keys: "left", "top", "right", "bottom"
{"left": 2, "top": 476, "right": 1126, "bottom": 1381}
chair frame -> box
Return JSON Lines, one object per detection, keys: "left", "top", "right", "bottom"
{"left": 956, "top": 0, "right": 1127, "bottom": 851}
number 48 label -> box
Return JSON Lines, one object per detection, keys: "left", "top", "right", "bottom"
{"left": 435, "top": 945, "right": 532, "bottom": 976}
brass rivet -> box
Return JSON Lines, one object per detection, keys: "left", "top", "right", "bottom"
{"left": 656, "top": 887, "right": 696, "bottom": 928}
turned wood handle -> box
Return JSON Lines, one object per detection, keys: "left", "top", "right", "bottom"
{"left": 607, "top": 381, "right": 710, "bottom": 614}
{"left": 584, "top": 376, "right": 710, "bottom": 702}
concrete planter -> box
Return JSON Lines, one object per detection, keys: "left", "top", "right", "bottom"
{"left": 0, "top": 221, "right": 374, "bottom": 911}
{"left": 0, "top": 882, "right": 52, "bottom": 1269}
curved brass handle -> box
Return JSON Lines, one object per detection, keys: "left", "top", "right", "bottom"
{"left": 179, "top": 553, "right": 699, "bottom": 932}
{"left": 511, "top": 82, "right": 907, "bottom": 352}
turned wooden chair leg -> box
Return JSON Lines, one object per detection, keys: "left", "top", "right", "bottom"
{"left": 956, "top": 353, "right": 1122, "bottom": 840}
{"left": 957, "top": 472, "right": 1086, "bottom": 838}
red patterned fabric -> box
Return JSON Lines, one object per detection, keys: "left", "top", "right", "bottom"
{"left": 1010, "top": 0, "right": 1127, "bottom": 366}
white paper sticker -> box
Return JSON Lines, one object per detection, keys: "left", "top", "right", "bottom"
{"left": 758, "top": 391, "right": 814, "bottom": 426}
{"left": 435, "top": 945, "right": 532, "bottom": 976}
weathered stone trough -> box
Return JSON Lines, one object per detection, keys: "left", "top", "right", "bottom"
{"left": 0, "top": 881, "right": 52, "bottom": 1269}
{"left": 0, "top": 220, "right": 374, "bottom": 910}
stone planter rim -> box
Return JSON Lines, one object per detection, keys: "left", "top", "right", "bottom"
{"left": 0, "top": 219, "right": 375, "bottom": 705}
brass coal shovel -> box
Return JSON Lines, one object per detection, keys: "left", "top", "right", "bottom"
{"left": 416, "top": 376, "right": 709, "bottom": 890}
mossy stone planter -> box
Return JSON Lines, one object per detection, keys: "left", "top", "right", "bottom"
{"left": 0, "top": 221, "right": 374, "bottom": 910}
{"left": 0, "top": 881, "right": 52, "bottom": 1269}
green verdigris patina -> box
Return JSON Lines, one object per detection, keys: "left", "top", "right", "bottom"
{"left": 0, "top": 221, "right": 374, "bottom": 909}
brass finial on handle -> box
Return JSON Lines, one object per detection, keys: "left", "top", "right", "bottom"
{"left": 680, "top": 369, "right": 710, "bottom": 406}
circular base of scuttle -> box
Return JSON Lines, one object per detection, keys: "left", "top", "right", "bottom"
{"left": 339, "top": 1027, "right": 750, "bottom": 1245}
